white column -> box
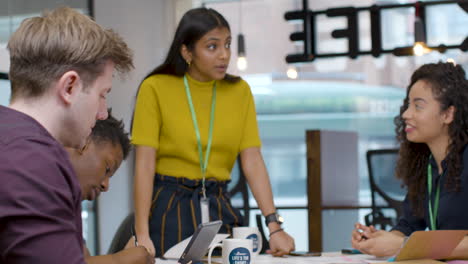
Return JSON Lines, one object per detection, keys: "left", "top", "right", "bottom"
{"left": 93, "top": 0, "right": 182, "bottom": 254}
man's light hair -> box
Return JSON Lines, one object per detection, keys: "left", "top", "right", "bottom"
{"left": 7, "top": 6, "right": 134, "bottom": 100}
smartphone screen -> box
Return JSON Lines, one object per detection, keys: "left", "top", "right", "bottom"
{"left": 341, "top": 248, "right": 362, "bottom": 254}
{"left": 289, "top": 251, "right": 321, "bottom": 256}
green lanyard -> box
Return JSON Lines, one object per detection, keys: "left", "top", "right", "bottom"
{"left": 427, "top": 158, "right": 442, "bottom": 231}
{"left": 183, "top": 75, "right": 216, "bottom": 198}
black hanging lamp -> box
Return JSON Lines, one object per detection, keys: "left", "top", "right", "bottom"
{"left": 236, "top": 0, "right": 247, "bottom": 71}
{"left": 412, "top": 2, "right": 431, "bottom": 56}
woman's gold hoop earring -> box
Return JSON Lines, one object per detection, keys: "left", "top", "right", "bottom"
{"left": 186, "top": 60, "right": 191, "bottom": 67}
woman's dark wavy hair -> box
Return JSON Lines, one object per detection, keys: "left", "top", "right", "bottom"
{"left": 394, "top": 62, "right": 468, "bottom": 216}
{"left": 144, "top": 7, "right": 239, "bottom": 82}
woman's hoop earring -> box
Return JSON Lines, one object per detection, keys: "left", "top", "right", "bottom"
{"left": 186, "top": 60, "right": 191, "bottom": 67}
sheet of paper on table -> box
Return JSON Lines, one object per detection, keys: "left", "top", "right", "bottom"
{"left": 157, "top": 253, "right": 390, "bottom": 264}
{"left": 252, "top": 254, "right": 389, "bottom": 264}
{"left": 156, "top": 253, "right": 447, "bottom": 264}
{"left": 163, "top": 233, "right": 230, "bottom": 260}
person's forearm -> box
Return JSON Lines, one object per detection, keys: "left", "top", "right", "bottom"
{"left": 448, "top": 236, "right": 468, "bottom": 260}
{"left": 134, "top": 172, "right": 153, "bottom": 235}
{"left": 390, "top": 230, "right": 405, "bottom": 237}
{"left": 83, "top": 244, "right": 91, "bottom": 258}
{"left": 85, "top": 255, "right": 118, "bottom": 264}
{"left": 86, "top": 247, "right": 152, "bottom": 264}
{"left": 240, "top": 147, "right": 277, "bottom": 227}
{"left": 134, "top": 146, "right": 156, "bottom": 236}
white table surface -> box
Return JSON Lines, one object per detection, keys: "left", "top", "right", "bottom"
{"left": 156, "top": 252, "right": 389, "bottom": 264}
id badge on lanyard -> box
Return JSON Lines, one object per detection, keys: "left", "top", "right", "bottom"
{"left": 200, "top": 197, "right": 210, "bottom": 224}
{"left": 184, "top": 75, "right": 217, "bottom": 223}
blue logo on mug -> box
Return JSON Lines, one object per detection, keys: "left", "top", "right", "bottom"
{"left": 246, "top": 234, "right": 259, "bottom": 253}
{"left": 229, "top": 247, "right": 251, "bottom": 264}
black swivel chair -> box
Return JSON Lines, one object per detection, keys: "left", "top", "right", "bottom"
{"left": 107, "top": 212, "right": 135, "bottom": 254}
{"left": 228, "top": 157, "right": 251, "bottom": 226}
{"left": 228, "top": 157, "right": 269, "bottom": 254}
{"left": 364, "top": 149, "right": 406, "bottom": 230}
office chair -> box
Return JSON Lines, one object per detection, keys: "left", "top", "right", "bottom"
{"left": 228, "top": 157, "right": 269, "bottom": 253}
{"left": 364, "top": 149, "right": 406, "bottom": 230}
{"left": 228, "top": 157, "right": 250, "bottom": 226}
{"left": 107, "top": 212, "right": 134, "bottom": 254}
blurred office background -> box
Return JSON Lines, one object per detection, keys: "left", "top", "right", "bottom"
{"left": 0, "top": 0, "right": 467, "bottom": 255}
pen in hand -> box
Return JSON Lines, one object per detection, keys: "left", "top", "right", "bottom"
{"left": 356, "top": 228, "right": 369, "bottom": 240}
{"left": 131, "top": 224, "right": 139, "bottom": 247}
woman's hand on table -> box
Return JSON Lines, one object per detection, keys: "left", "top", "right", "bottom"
{"left": 267, "top": 229, "right": 295, "bottom": 257}
{"left": 351, "top": 225, "right": 404, "bottom": 257}
{"left": 351, "top": 222, "right": 376, "bottom": 243}
{"left": 113, "top": 246, "right": 155, "bottom": 264}
{"left": 125, "top": 234, "right": 156, "bottom": 258}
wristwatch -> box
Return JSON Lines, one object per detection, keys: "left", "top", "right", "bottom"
{"left": 264, "top": 212, "right": 284, "bottom": 226}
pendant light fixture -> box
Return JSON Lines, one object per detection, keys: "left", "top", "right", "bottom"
{"left": 412, "top": 2, "right": 431, "bottom": 56}
{"left": 286, "top": 66, "right": 298, "bottom": 79}
{"left": 237, "top": 0, "right": 247, "bottom": 71}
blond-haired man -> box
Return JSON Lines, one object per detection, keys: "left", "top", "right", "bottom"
{"left": 0, "top": 7, "right": 137, "bottom": 263}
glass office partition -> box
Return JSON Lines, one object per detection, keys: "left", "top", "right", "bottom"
{"left": 0, "top": 0, "right": 97, "bottom": 254}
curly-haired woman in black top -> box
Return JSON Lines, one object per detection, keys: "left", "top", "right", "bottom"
{"left": 351, "top": 62, "right": 468, "bottom": 257}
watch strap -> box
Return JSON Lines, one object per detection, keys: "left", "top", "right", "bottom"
{"left": 264, "top": 212, "right": 282, "bottom": 226}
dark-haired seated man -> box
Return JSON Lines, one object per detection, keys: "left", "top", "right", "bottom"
{"left": 67, "top": 111, "right": 154, "bottom": 264}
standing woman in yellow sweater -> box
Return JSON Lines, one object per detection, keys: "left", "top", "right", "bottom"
{"left": 131, "top": 7, "right": 295, "bottom": 258}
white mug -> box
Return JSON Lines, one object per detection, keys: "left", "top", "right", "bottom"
{"left": 232, "top": 226, "right": 262, "bottom": 255}
{"left": 207, "top": 238, "right": 253, "bottom": 264}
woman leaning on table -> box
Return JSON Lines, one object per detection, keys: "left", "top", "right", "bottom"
{"left": 351, "top": 62, "right": 468, "bottom": 258}
{"left": 131, "top": 7, "right": 295, "bottom": 258}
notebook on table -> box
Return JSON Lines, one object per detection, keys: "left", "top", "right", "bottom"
{"left": 387, "top": 230, "right": 468, "bottom": 263}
